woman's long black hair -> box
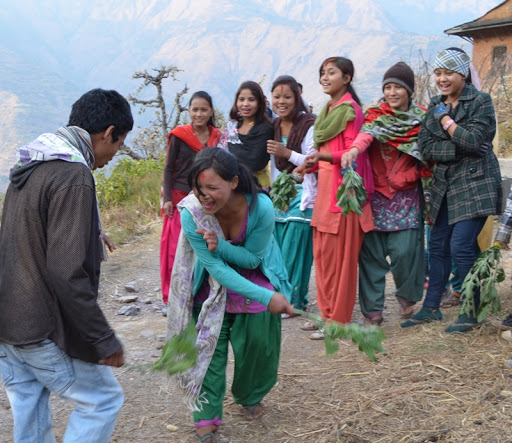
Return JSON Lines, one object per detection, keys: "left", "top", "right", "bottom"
{"left": 188, "top": 147, "right": 266, "bottom": 211}
{"left": 318, "top": 56, "right": 362, "bottom": 106}
{"left": 228, "top": 81, "right": 269, "bottom": 127}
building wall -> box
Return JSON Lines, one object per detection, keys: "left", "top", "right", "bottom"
{"left": 472, "top": 30, "right": 512, "bottom": 81}
{"left": 470, "top": 1, "right": 512, "bottom": 125}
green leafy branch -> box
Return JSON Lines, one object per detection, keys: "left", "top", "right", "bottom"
{"left": 294, "top": 309, "right": 386, "bottom": 361}
{"left": 335, "top": 167, "right": 367, "bottom": 215}
{"left": 460, "top": 245, "right": 505, "bottom": 323}
{"left": 153, "top": 322, "right": 198, "bottom": 375}
{"left": 270, "top": 171, "right": 299, "bottom": 212}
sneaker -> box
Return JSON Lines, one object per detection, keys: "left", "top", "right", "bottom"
{"left": 401, "top": 307, "right": 443, "bottom": 328}
{"left": 445, "top": 313, "right": 479, "bottom": 333}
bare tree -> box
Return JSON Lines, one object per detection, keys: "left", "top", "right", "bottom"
{"left": 412, "top": 50, "right": 437, "bottom": 108}
{"left": 122, "top": 65, "right": 189, "bottom": 159}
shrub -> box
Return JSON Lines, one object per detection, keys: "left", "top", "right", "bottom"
{"left": 95, "top": 157, "right": 164, "bottom": 244}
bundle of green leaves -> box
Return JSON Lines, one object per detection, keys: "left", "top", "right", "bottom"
{"left": 336, "top": 167, "right": 367, "bottom": 215}
{"left": 153, "top": 322, "right": 198, "bottom": 375}
{"left": 294, "top": 309, "right": 386, "bottom": 361}
{"left": 270, "top": 171, "right": 299, "bottom": 212}
{"left": 460, "top": 244, "right": 505, "bottom": 322}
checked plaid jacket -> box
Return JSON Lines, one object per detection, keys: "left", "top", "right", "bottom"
{"left": 418, "top": 83, "right": 503, "bottom": 225}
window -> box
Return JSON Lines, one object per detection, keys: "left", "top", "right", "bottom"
{"left": 493, "top": 45, "right": 507, "bottom": 62}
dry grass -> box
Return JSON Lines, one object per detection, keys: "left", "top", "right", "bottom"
{"left": 1, "top": 227, "right": 512, "bottom": 442}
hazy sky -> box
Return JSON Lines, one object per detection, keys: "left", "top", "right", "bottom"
{"left": 377, "top": 0, "right": 503, "bottom": 34}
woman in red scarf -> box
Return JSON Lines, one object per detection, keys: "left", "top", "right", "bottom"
{"left": 160, "top": 91, "right": 221, "bottom": 304}
{"left": 346, "top": 62, "right": 426, "bottom": 326}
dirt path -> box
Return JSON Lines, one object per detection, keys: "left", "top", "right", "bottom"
{"left": 1, "top": 226, "right": 512, "bottom": 442}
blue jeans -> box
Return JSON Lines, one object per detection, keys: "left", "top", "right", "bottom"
{"left": 423, "top": 199, "right": 486, "bottom": 310}
{"left": 0, "top": 340, "right": 123, "bottom": 442}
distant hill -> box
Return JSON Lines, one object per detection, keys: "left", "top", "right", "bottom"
{"left": 0, "top": 0, "right": 471, "bottom": 191}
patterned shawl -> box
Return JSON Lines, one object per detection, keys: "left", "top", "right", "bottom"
{"left": 166, "top": 193, "right": 227, "bottom": 411}
{"left": 361, "top": 100, "right": 426, "bottom": 161}
{"left": 274, "top": 112, "right": 316, "bottom": 173}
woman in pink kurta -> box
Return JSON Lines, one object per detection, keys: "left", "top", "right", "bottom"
{"left": 301, "top": 57, "right": 374, "bottom": 339}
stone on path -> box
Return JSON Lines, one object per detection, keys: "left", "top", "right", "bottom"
{"left": 125, "top": 281, "right": 140, "bottom": 293}
{"left": 118, "top": 305, "right": 140, "bottom": 316}
{"left": 119, "top": 295, "right": 139, "bottom": 303}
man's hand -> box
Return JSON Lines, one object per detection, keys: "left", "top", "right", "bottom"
{"left": 104, "top": 234, "right": 117, "bottom": 253}
{"left": 196, "top": 229, "right": 219, "bottom": 252}
{"left": 99, "top": 348, "right": 125, "bottom": 368}
{"left": 267, "top": 292, "right": 294, "bottom": 315}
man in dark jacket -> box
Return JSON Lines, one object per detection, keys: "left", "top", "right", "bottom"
{"left": 0, "top": 88, "right": 133, "bottom": 442}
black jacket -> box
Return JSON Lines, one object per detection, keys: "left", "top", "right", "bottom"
{"left": 0, "top": 161, "right": 121, "bottom": 363}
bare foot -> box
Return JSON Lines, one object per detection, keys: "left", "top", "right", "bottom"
{"left": 399, "top": 304, "right": 414, "bottom": 319}
{"left": 243, "top": 403, "right": 265, "bottom": 420}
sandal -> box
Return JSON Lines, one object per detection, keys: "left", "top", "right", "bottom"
{"left": 194, "top": 425, "right": 218, "bottom": 442}
{"left": 440, "top": 290, "right": 461, "bottom": 308}
{"left": 397, "top": 298, "right": 415, "bottom": 319}
{"left": 309, "top": 329, "right": 325, "bottom": 340}
{"left": 243, "top": 403, "right": 265, "bottom": 420}
{"left": 401, "top": 307, "right": 443, "bottom": 328}
{"left": 301, "top": 320, "right": 318, "bottom": 331}
{"left": 363, "top": 315, "right": 383, "bottom": 327}
{"left": 194, "top": 433, "right": 214, "bottom": 442}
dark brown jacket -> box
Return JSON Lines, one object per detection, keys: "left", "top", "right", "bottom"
{"left": 0, "top": 161, "right": 121, "bottom": 363}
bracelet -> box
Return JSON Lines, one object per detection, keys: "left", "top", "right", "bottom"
{"left": 443, "top": 118, "right": 455, "bottom": 130}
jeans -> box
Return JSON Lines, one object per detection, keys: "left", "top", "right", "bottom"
{"left": 423, "top": 199, "right": 486, "bottom": 310}
{"left": 0, "top": 340, "right": 124, "bottom": 443}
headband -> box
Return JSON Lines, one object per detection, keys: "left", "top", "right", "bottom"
{"left": 434, "top": 49, "right": 470, "bottom": 77}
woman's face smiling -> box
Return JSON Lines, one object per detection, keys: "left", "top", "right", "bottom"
{"left": 188, "top": 97, "right": 213, "bottom": 130}
{"left": 383, "top": 83, "right": 409, "bottom": 112}
{"left": 193, "top": 167, "right": 238, "bottom": 214}
{"left": 236, "top": 89, "right": 258, "bottom": 120}
{"left": 320, "top": 62, "right": 350, "bottom": 99}
{"left": 272, "top": 84, "right": 296, "bottom": 120}
{"left": 434, "top": 68, "right": 466, "bottom": 101}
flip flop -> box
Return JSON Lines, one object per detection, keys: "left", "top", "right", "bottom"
{"left": 301, "top": 320, "right": 318, "bottom": 331}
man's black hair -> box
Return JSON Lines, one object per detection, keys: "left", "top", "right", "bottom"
{"left": 68, "top": 88, "right": 134, "bottom": 142}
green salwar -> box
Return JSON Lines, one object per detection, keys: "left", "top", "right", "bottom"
{"left": 358, "top": 227, "right": 424, "bottom": 316}
{"left": 273, "top": 188, "right": 314, "bottom": 310}
{"left": 192, "top": 309, "right": 281, "bottom": 425}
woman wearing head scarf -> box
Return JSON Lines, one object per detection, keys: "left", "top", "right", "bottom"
{"left": 401, "top": 48, "right": 502, "bottom": 332}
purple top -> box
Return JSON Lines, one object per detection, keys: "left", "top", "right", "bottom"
{"left": 194, "top": 206, "right": 271, "bottom": 313}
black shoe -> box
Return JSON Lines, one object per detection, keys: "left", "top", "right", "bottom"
{"left": 502, "top": 313, "right": 512, "bottom": 328}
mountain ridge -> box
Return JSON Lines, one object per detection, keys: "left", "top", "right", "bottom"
{"left": 0, "top": 0, "right": 480, "bottom": 191}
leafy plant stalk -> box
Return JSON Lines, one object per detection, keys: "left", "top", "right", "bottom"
{"left": 336, "top": 167, "right": 367, "bottom": 215}
{"left": 459, "top": 245, "right": 505, "bottom": 322}
{"left": 270, "top": 171, "right": 300, "bottom": 212}
{"left": 153, "top": 322, "right": 198, "bottom": 375}
{"left": 294, "top": 309, "right": 386, "bottom": 361}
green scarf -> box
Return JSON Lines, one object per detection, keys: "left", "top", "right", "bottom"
{"left": 313, "top": 100, "right": 355, "bottom": 149}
